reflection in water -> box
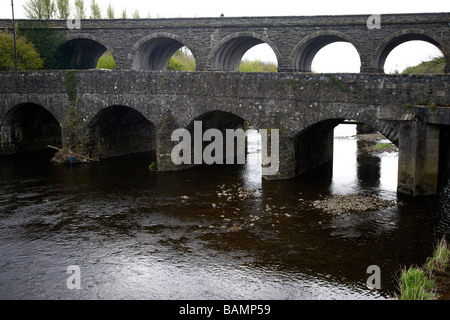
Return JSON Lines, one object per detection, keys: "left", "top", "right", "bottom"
{"left": 0, "top": 124, "right": 447, "bottom": 299}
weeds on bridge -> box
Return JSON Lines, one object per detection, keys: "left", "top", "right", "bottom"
{"left": 329, "top": 76, "right": 350, "bottom": 92}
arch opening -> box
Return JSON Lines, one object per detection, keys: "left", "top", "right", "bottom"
{"left": 293, "top": 35, "right": 360, "bottom": 72}
{"left": 382, "top": 39, "right": 445, "bottom": 74}
{"left": 86, "top": 105, "right": 156, "bottom": 159}
{"left": 239, "top": 43, "right": 278, "bottom": 72}
{"left": 131, "top": 37, "right": 196, "bottom": 71}
{"left": 311, "top": 42, "right": 361, "bottom": 73}
{"left": 292, "top": 119, "right": 399, "bottom": 195}
{"left": 182, "top": 110, "right": 249, "bottom": 165}
{"left": 211, "top": 36, "right": 278, "bottom": 72}
{"left": 0, "top": 103, "right": 61, "bottom": 154}
{"left": 58, "top": 38, "right": 111, "bottom": 69}
{"left": 167, "top": 46, "right": 196, "bottom": 71}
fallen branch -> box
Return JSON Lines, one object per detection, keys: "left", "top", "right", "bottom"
{"left": 48, "top": 145, "right": 99, "bottom": 164}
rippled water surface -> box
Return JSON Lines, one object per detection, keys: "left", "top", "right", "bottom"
{"left": 0, "top": 124, "right": 446, "bottom": 299}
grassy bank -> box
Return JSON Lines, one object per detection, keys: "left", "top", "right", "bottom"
{"left": 397, "top": 236, "right": 450, "bottom": 300}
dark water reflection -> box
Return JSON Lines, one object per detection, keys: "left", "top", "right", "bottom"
{"left": 0, "top": 124, "right": 446, "bottom": 299}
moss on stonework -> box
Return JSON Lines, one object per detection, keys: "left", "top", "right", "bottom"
{"left": 65, "top": 70, "right": 77, "bottom": 105}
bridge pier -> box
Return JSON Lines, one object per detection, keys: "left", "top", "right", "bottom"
{"left": 262, "top": 123, "right": 336, "bottom": 180}
{"left": 397, "top": 121, "right": 440, "bottom": 196}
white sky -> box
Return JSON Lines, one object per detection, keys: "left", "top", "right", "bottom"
{"left": 2, "top": 0, "right": 449, "bottom": 72}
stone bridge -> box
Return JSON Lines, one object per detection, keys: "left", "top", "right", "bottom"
{"left": 0, "top": 70, "right": 449, "bottom": 197}
{"left": 0, "top": 12, "right": 449, "bottom": 72}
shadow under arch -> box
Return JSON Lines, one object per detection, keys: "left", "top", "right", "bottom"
{"left": 129, "top": 33, "right": 197, "bottom": 71}
{"left": 289, "top": 31, "right": 361, "bottom": 72}
{"left": 292, "top": 118, "right": 399, "bottom": 177}
{"left": 373, "top": 29, "right": 446, "bottom": 73}
{"left": 207, "top": 32, "right": 281, "bottom": 71}
{"left": 86, "top": 105, "right": 156, "bottom": 159}
{"left": 58, "top": 34, "right": 116, "bottom": 69}
{"left": 0, "top": 103, "right": 61, "bottom": 154}
{"left": 183, "top": 110, "right": 250, "bottom": 165}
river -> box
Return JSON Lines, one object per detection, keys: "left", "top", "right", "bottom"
{"left": 0, "top": 124, "right": 448, "bottom": 299}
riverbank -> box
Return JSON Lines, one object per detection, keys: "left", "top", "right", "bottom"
{"left": 397, "top": 236, "right": 450, "bottom": 300}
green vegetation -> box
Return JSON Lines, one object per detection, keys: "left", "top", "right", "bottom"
{"left": 330, "top": 76, "right": 349, "bottom": 92}
{"left": 18, "top": 21, "right": 68, "bottom": 70}
{"left": 148, "top": 161, "right": 157, "bottom": 171}
{"left": 64, "top": 70, "right": 80, "bottom": 129}
{"left": 24, "top": 0, "right": 56, "bottom": 20}
{"left": 238, "top": 59, "right": 277, "bottom": 72}
{"left": 64, "top": 70, "right": 77, "bottom": 104}
{"left": 56, "top": 0, "right": 70, "bottom": 19}
{"left": 167, "top": 49, "right": 196, "bottom": 71}
{"left": 96, "top": 51, "right": 115, "bottom": 69}
{"left": 424, "top": 237, "right": 450, "bottom": 273}
{"left": 132, "top": 9, "right": 140, "bottom": 19}
{"left": 402, "top": 56, "right": 445, "bottom": 74}
{"left": 166, "top": 48, "right": 278, "bottom": 72}
{"left": 397, "top": 237, "right": 450, "bottom": 300}
{"left": 0, "top": 29, "right": 44, "bottom": 71}
{"left": 74, "top": 0, "right": 86, "bottom": 19}
{"left": 106, "top": 2, "right": 115, "bottom": 19}
{"left": 398, "top": 267, "right": 436, "bottom": 300}
{"left": 89, "top": 0, "right": 101, "bottom": 19}
{"left": 373, "top": 143, "right": 392, "bottom": 150}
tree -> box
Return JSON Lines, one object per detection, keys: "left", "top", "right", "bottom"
{"left": 132, "top": 9, "right": 140, "bottom": 19}
{"left": 96, "top": 51, "right": 115, "bottom": 69}
{"left": 74, "top": 0, "right": 86, "bottom": 19}
{"left": 90, "top": 0, "right": 101, "bottom": 19}
{"left": 0, "top": 30, "right": 44, "bottom": 71}
{"left": 56, "top": 0, "right": 70, "bottom": 19}
{"left": 18, "top": 21, "right": 68, "bottom": 69}
{"left": 106, "top": 3, "right": 115, "bottom": 19}
{"left": 23, "top": 0, "right": 56, "bottom": 20}
{"left": 121, "top": 9, "right": 127, "bottom": 19}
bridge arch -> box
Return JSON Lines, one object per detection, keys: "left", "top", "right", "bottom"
{"left": 0, "top": 103, "right": 61, "bottom": 154}
{"left": 289, "top": 31, "right": 361, "bottom": 72}
{"left": 373, "top": 29, "right": 446, "bottom": 73}
{"left": 291, "top": 117, "right": 399, "bottom": 177}
{"left": 60, "top": 34, "right": 115, "bottom": 69}
{"left": 129, "top": 33, "right": 197, "bottom": 71}
{"left": 86, "top": 105, "right": 156, "bottom": 159}
{"left": 207, "top": 32, "right": 281, "bottom": 71}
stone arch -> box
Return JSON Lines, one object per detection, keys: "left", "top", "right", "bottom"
{"left": 289, "top": 30, "right": 361, "bottom": 72}
{"left": 86, "top": 105, "right": 156, "bottom": 159}
{"left": 0, "top": 103, "right": 61, "bottom": 154}
{"left": 207, "top": 32, "right": 281, "bottom": 71}
{"left": 372, "top": 29, "right": 446, "bottom": 73}
{"left": 60, "top": 34, "right": 115, "bottom": 69}
{"left": 128, "top": 33, "right": 197, "bottom": 71}
{"left": 291, "top": 116, "right": 398, "bottom": 177}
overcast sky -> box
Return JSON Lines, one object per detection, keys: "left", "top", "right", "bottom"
{"left": 3, "top": 0, "right": 449, "bottom": 19}
{"left": 2, "top": 0, "right": 449, "bottom": 72}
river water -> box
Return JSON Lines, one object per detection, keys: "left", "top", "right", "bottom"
{"left": 0, "top": 124, "right": 447, "bottom": 300}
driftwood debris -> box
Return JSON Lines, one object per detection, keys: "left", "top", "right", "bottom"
{"left": 48, "top": 145, "right": 98, "bottom": 165}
